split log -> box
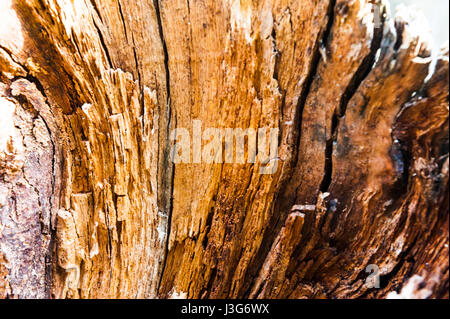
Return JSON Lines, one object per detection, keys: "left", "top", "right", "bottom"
{"left": 0, "top": 0, "right": 448, "bottom": 299}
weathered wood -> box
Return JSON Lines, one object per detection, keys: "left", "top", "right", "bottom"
{"left": 0, "top": 0, "right": 448, "bottom": 299}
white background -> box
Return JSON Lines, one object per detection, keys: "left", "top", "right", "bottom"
{"left": 390, "top": 0, "right": 449, "bottom": 54}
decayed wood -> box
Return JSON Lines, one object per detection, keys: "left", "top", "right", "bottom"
{"left": 0, "top": 0, "right": 448, "bottom": 299}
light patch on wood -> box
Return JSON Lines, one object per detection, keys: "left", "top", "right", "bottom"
{"left": 0, "top": 98, "right": 16, "bottom": 153}
{"left": 230, "top": 0, "right": 253, "bottom": 43}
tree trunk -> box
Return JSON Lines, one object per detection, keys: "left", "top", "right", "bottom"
{"left": 0, "top": 0, "right": 448, "bottom": 299}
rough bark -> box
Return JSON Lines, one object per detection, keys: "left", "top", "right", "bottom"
{"left": 0, "top": 0, "right": 448, "bottom": 299}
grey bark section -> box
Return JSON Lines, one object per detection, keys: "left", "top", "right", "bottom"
{"left": 0, "top": 78, "right": 57, "bottom": 298}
